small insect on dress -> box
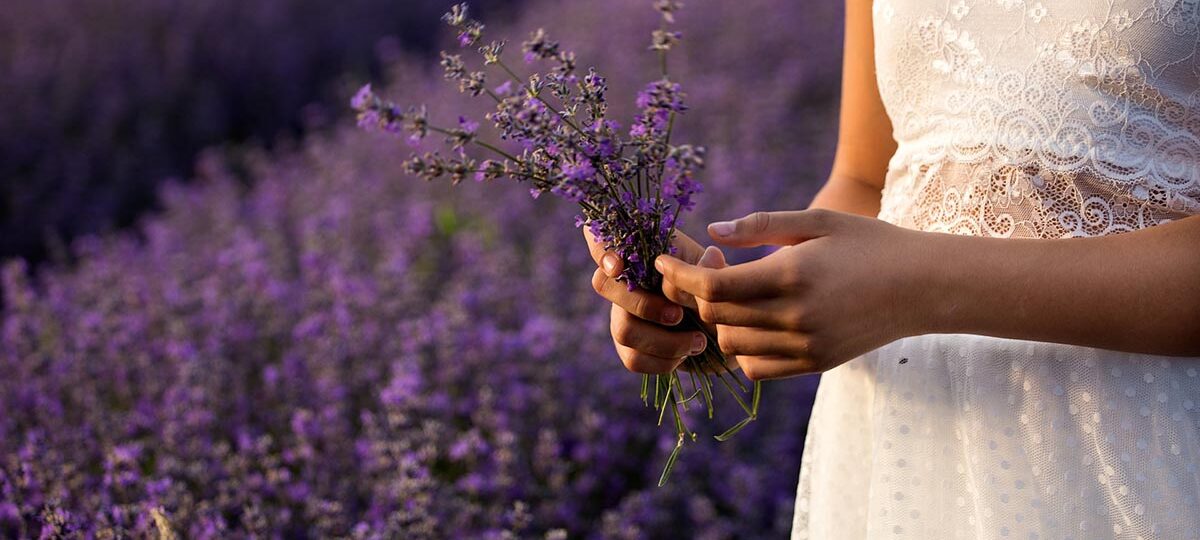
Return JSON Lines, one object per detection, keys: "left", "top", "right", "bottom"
{"left": 792, "top": 1, "right": 1200, "bottom": 539}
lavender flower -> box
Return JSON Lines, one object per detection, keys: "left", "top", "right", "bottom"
{"left": 352, "top": 1, "right": 765, "bottom": 486}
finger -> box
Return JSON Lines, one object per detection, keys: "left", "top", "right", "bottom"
{"left": 698, "top": 245, "right": 727, "bottom": 269}
{"left": 695, "top": 298, "right": 794, "bottom": 329}
{"left": 614, "top": 342, "right": 686, "bottom": 374}
{"left": 655, "top": 254, "right": 781, "bottom": 302}
{"left": 669, "top": 230, "right": 706, "bottom": 264}
{"left": 737, "top": 355, "right": 819, "bottom": 381}
{"left": 707, "top": 209, "right": 837, "bottom": 248}
{"left": 716, "top": 325, "right": 813, "bottom": 358}
{"left": 611, "top": 305, "right": 706, "bottom": 359}
{"left": 662, "top": 245, "right": 724, "bottom": 308}
{"left": 661, "top": 283, "right": 697, "bottom": 311}
{"left": 592, "top": 269, "right": 683, "bottom": 325}
{"left": 684, "top": 244, "right": 784, "bottom": 331}
{"left": 584, "top": 227, "right": 625, "bottom": 278}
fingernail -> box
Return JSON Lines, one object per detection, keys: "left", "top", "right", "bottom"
{"left": 690, "top": 333, "right": 707, "bottom": 355}
{"left": 654, "top": 257, "right": 666, "bottom": 273}
{"left": 661, "top": 305, "right": 683, "bottom": 325}
{"left": 709, "top": 221, "right": 735, "bottom": 237}
{"left": 601, "top": 254, "right": 619, "bottom": 276}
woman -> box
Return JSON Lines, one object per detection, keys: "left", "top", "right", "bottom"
{"left": 585, "top": 0, "right": 1200, "bottom": 537}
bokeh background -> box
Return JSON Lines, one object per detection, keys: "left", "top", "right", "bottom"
{"left": 0, "top": 0, "right": 842, "bottom": 537}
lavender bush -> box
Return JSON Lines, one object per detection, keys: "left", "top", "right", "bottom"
{"left": 0, "top": 0, "right": 516, "bottom": 266}
{"left": 0, "top": 0, "right": 840, "bottom": 536}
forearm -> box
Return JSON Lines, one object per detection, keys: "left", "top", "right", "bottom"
{"left": 809, "top": 173, "right": 883, "bottom": 217}
{"left": 917, "top": 216, "right": 1200, "bottom": 356}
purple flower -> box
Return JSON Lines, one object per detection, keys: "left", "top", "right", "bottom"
{"left": 351, "top": 84, "right": 374, "bottom": 110}
{"left": 561, "top": 157, "right": 596, "bottom": 181}
{"left": 459, "top": 116, "right": 480, "bottom": 134}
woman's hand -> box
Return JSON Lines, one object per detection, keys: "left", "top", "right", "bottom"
{"left": 655, "top": 209, "right": 939, "bottom": 380}
{"left": 585, "top": 228, "right": 720, "bottom": 374}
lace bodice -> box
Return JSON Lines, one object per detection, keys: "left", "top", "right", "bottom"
{"left": 874, "top": 0, "right": 1200, "bottom": 238}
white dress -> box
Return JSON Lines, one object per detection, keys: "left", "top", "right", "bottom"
{"left": 792, "top": 1, "right": 1200, "bottom": 538}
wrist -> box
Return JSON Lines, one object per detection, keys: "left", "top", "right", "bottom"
{"left": 899, "top": 230, "right": 972, "bottom": 337}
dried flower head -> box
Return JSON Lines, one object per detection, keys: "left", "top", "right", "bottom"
{"left": 654, "top": 0, "right": 684, "bottom": 22}
{"left": 480, "top": 40, "right": 506, "bottom": 65}
{"left": 441, "top": 52, "right": 467, "bottom": 80}
{"left": 522, "top": 28, "right": 560, "bottom": 63}
{"left": 442, "top": 3, "right": 469, "bottom": 26}
{"left": 351, "top": 0, "right": 761, "bottom": 488}
{"left": 650, "top": 29, "right": 682, "bottom": 51}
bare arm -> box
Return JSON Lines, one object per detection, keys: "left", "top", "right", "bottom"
{"left": 809, "top": 0, "right": 895, "bottom": 217}
{"left": 924, "top": 216, "right": 1200, "bottom": 356}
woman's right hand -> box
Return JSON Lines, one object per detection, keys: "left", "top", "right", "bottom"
{"left": 585, "top": 228, "right": 715, "bottom": 374}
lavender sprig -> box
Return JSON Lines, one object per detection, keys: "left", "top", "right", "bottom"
{"left": 352, "top": 1, "right": 761, "bottom": 486}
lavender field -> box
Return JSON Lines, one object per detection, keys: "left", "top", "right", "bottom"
{"left": 0, "top": 0, "right": 841, "bottom": 537}
{"left": 0, "top": 0, "right": 516, "bottom": 265}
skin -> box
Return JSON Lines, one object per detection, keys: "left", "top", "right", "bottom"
{"left": 587, "top": 0, "right": 1200, "bottom": 380}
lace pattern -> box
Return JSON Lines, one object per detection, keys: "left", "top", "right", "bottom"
{"left": 873, "top": 0, "right": 1200, "bottom": 238}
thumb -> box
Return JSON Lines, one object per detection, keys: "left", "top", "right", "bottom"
{"left": 706, "top": 210, "right": 833, "bottom": 247}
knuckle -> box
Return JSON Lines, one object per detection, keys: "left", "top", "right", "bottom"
{"left": 697, "top": 301, "right": 718, "bottom": 324}
{"left": 628, "top": 293, "right": 652, "bottom": 320}
{"left": 591, "top": 269, "right": 607, "bottom": 294}
{"left": 747, "top": 211, "right": 771, "bottom": 233}
{"left": 698, "top": 277, "right": 722, "bottom": 301}
{"left": 622, "top": 351, "right": 665, "bottom": 374}
{"left": 802, "top": 336, "right": 826, "bottom": 363}
{"left": 610, "top": 314, "right": 637, "bottom": 346}
{"left": 808, "top": 208, "right": 834, "bottom": 230}
{"left": 780, "top": 263, "right": 808, "bottom": 290}
{"left": 784, "top": 307, "right": 806, "bottom": 331}
{"left": 618, "top": 350, "right": 643, "bottom": 373}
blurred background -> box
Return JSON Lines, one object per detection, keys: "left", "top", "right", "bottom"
{"left": 0, "top": 0, "right": 841, "bottom": 537}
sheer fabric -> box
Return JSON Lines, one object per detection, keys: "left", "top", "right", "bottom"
{"left": 793, "top": 1, "right": 1200, "bottom": 538}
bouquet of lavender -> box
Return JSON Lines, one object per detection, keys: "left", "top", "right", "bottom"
{"left": 351, "top": 1, "right": 761, "bottom": 486}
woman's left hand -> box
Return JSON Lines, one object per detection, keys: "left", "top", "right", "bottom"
{"left": 655, "top": 209, "right": 942, "bottom": 380}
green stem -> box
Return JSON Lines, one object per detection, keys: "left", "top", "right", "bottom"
{"left": 657, "top": 377, "right": 673, "bottom": 426}
{"left": 429, "top": 125, "right": 522, "bottom": 163}
{"left": 714, "top": 370, "right": 754, "bottom": 417}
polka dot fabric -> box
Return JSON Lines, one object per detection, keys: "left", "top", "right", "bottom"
{"left": 794, "top": 336, "right": 1200, "bottom": 539}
